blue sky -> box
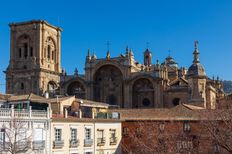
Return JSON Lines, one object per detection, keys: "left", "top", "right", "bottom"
{"left": 0, "top": 0, "right": 232, "bottom": 93}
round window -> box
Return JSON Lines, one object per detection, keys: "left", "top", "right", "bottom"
{"left": 142, "top": 98, "right": 150, "bottom": 107}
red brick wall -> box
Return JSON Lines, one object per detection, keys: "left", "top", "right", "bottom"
{"left": 121, "top": 120, "right": 228, "bottom": 154}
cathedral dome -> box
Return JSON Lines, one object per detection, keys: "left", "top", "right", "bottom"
{"left": 162, "top": 55, "right": 178, "bottom": 68}
{"left": 166, "top": 56, "right": 178, "bottom": 67}
{"left": 187, "top": 63, "right": 206, "bottom": 77}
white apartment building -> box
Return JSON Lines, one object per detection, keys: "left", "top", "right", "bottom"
{"left": 0, "top": 105, "right": 51, "bottom": 154}
{"left": 51, "top": 118, "right": 121, "bottom": 154}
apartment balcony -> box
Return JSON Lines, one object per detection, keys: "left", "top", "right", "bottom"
{"left": 84, "top": 139, "right": 93, "bottom": 147}
{"left": 0, "top": 106, "right": 50, "bottom": 119}
{"left": 95, "top": 112, "right": 120, "bottom": 119}
{"left": 97, "top": 137, "right": 106, "bottom": 146}
{"left": 32, "top": 141, "right": 45, "bottom": 150}
{"left": 110, "top": 137, "right": 117, "bottom": 145}
{"left": 69, "top": 139, "right": 79, "bottom": 148}
{"left": 53, "top": 140, "right": 64, "bottom": 149}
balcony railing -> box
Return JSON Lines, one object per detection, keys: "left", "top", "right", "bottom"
{"left": 53, "top": 140, "right": 64, "bottom": 149}
{"left": 1, "top": 141, "right": 31, "bottom": 151}
{"left": 69, "top": 139, "right": 79, "bottom": 148}
{"left": 0, "top": 107, "right": 49, "bottom": 119}
{"left": 32, "top": 140, "right": 45, "bottom": 150}
{"left": 97, "top": 137, "right": 106, "bottom": 146}
{"left": 110, "top": 137, "right": 117, "bottom": 145}
{"left": 95, "top": 112, "right": 120, "bottom": 119}
{"left": 84, "top": 139, "right": 93, "bottom": 147}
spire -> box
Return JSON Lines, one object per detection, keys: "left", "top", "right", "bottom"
{"left": 126, "top": 45, "right": 129, "bottom": 55}
{"left": 106, "top": 50, "right": 110, "bottom": 59}
{"left": 87, "top": 49, "right": 90, "bottom": 57}
{"left": 74, "top": 68, "right": 78, "bottom": 76}
{"left": 91, "top": 52, "right": 97, "bottom": 60}
{"left": 193, "top": 40, "right": 200, "bottom": 64}
{"left": 129, "top": 48, "right": 134, "bottom": 56}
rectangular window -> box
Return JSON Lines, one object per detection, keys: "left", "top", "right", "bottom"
{"left": 97, "top": 129, "right": 104, "bottom": 138}
{"left": 71, "top": 128, "right": 77, "bottom": 141}
{"left": 123, "top": 127, "right": 129, "bottom": 136}
{"left": 85, "top": 128, "right": 91, "bottom": 140}
{"left": 183, "top": 122, "right": 191, "bottom": 132}
{"left": 34, "top": 128, "right": 43, "bottom": 141}
{"left": 110, "top": 129, "right": 116, "bottom": 138}
{"left": 0, "top": 130, "right": 5, "bottom": 143}
{"left": 55, "top": 128, "right": 62, "bottom": 141}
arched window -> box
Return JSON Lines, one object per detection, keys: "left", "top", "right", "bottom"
{"left": 52, "top": 51, "right": 54, "bottom": 60}
{"left": 21, "top": 83, "right": 24, "bottom": 90}
{"left": 106, "top": 94, "right": 117, "bottom": 105}
{"left": 24, "top": 43, "right": 28, "bottom": 58}
{"left": 67, "top": 81, "right": 85, "bottom": 99}
{"left": 132, "top": 78, "right": 154, "bottom": 108}
{"left": 19, "top": 48, "right": 22, "bottom": 58}
{"left": 94, "top": 65, "right": 123, "bottom": 107}
{"left": 47, "top": 45, "right": 51, "bottom": 59}
{"left": 30, "top": 47, "right": 33, "bottom": 57}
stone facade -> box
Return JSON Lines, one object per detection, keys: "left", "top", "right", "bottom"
{"left": 5, "top": 20, "right": 61, "bottom": 95}
{"left": 5, "top": 20, "right": 224, "bottom": 109}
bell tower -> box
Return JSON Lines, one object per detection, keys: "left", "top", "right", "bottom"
{"left": 187, "top": 41, "right": 207, "bottom": 103}
{"left": 5, "top": 20, "right": 62, "bottom": 95}
{"left": 144, "top": 48, "right": 152, "bottom": 66}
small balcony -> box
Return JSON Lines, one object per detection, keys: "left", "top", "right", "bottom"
{"left": 33, "top": 140, "right": 45, "bottom": 150}
{"left": 69, "top": 139, "right": 79, "bottom": 148}
{"left": 110, "top": 137, "right": 117, "bottom": 145}
{"left": 53, "top": 140, "right": 64, "bottom": 149}
{"left": 84, "top": 139, "right": 93, "bottom": 147}
{"left": 97, "top": 137, "right": 106, "bottom": 146}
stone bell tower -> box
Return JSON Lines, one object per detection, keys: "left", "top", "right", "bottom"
{"left": 187, "top": 41, "right": 207, "bottom": 103}
{"left": 5, "top": 20, "right": 62, "bottom": 95}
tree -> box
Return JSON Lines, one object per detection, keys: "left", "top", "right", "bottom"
{"left": 202, "top": 108, "right": 232, "bottom": 153}
{"left": 120, "top": 120, "right": 200, "bottom": 154}
{"left": 0, "top": 118, "right": 32, "bottom": 154}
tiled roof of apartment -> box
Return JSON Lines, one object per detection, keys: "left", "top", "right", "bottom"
{"left": 46, "top": 96, "right": 75, "bottom": 103}
{"left": 0, "top": 93, "right": 12, "bottom": 100}
{"left": 76, "top": 98, "right": 109, "bottom": 108}
{"left": 8, "top": 93, "right": 47, "bottom": 102}
{"left": 52, "top": 116, "right": 123, "bottom": 123}
{"left": 110, "top": 104, "right": 211, "bottom": 121}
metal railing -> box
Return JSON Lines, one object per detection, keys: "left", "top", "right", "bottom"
{"left": 0, "top": 107, "right": 49, "bottom": 119}
{"left": 95, "top": 112, "right": 120, "bottom": 119}
{"left": 32, "top": 140, "right": 45, "bottom": 150}
{"left": 97, "top": 137, "right": 106, "bottom": 146}
{"left": 110, "top": 137, "right": 117, "bottom": 145}
{"left": 84, "top": 139, "right": 93, "bottom": 147}
{"left": 69, "top": 139, "right": 79, "bottom": 148}
{"left": 53, "top": 140, "right": 64, "bottom": 148}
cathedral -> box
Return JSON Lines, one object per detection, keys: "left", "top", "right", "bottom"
{"left": 5, "top": 20, "right": 224, "bottom": 109}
